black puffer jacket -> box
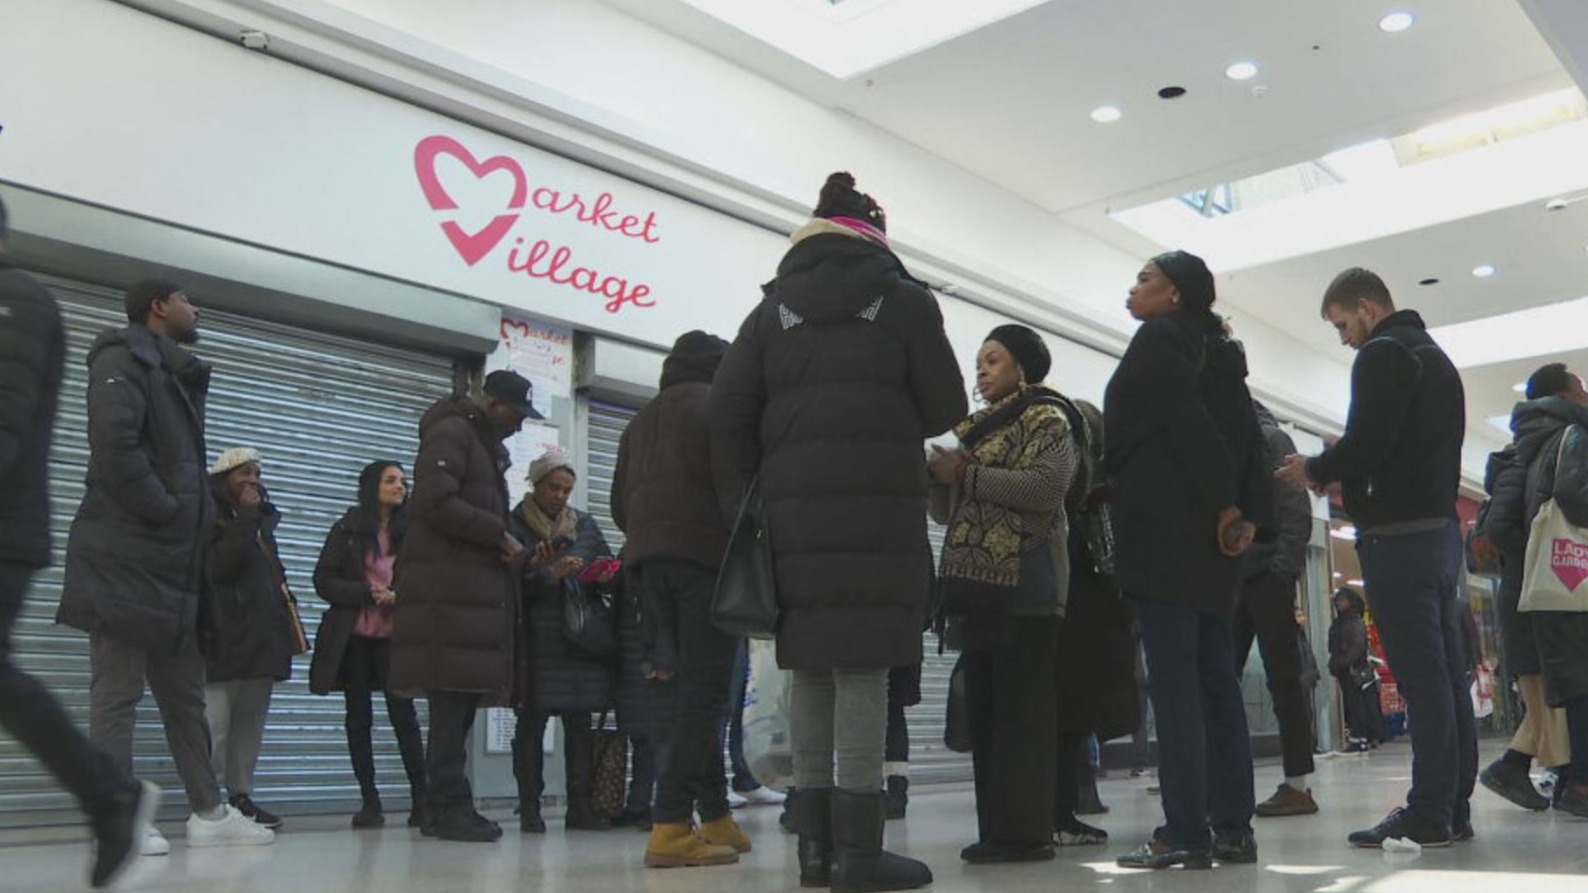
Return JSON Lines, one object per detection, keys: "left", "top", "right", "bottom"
{"left": 1305, "top": 310, "right": 1465, "bottom": 530}
{"left": 1103, "top": 310, "right": 1273, "bottom": 618}
{"left": 711, "top": 228, "right": 966, "bottom": 670}
{"left": 200, "top": 483, "right": 296, "bottom": 683}
{"left": 614, "top": 564, "right": 676, "bottom": 736}
{"left": 1328, "top": 591, "right": 1369, "bottom": 677}
{"left": 0, "top": 259, "right": 64, "bottom": 569}
{"left": 389, "top": 397, "right": 516, "bottom": 703}
{"left": 611, "top": 339, "right": 730, "bottom": 570}
{"left": 511, "top": 506, "right": 616, "bottom": 715}
{"left": 1242, "top": 403, "right": 1313, "bottom": 581}
{"left": 59, "top": 325, "right": 212, "bottom": 652}
{"left": 1512, "top": 397, "right": 1588, "bottom": 528}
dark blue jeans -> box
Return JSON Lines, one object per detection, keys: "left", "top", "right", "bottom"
{"left": 724, "top": 638, "right": 759, "bottom": 792}
{"left": 1356, "top": 521, "right": 1477, "bottom": 828}
{"left": 1135, "top": 598, "right": 1254, "bottom": 851}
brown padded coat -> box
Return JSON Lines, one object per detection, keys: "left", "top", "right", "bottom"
{"left": 388, "top": 396, "right": 517, "bottom": 704}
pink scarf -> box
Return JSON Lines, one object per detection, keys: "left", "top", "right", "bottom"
{"left": 828, "top": 215, "right": 890, "bottom": 249}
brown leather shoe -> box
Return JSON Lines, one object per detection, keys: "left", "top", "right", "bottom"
{"left": 1254, "top": 784, "right": 1319, "bottom": 817}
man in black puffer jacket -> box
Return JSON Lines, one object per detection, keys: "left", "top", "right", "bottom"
{"left": 1277, "top": 267, "right": 1473, "bottom": 849}
{"left": 0, "top": 197, "right": 160, "bottom": 886}
{"left": 59, "top": 278, "right": 272, "bottom": 848}
{"left": 612, "top": 330, "right": 746, "bottom": 867}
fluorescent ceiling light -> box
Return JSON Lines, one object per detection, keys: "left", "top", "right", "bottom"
{"left": 1346, "top": 578, "right": 1365, "bottom": 587}
{"left": 1430, "top": 296, "right": 1588, "bottom": 369}
{"left": 1090, "top": 105, "right": 1123, "bottom": 123}
{"left": 1472, "top": 264, "right": 1498, "bottom": 278}
{"left": 675, "top": 0, "right": 1050, "bottom": 79}
{"left": 1379, "top": 11, "right": 1416, "bottom": 33}
{"left": 1225, "top": 62, "right": 1258, "bottom": 81}
{"left": 1512, "top": 383, "right": 1528, "bottom": 393}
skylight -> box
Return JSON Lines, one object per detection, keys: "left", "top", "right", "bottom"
{"left": 1111, "top": 88, "right": 1588, "bottom": 271}
{"left": 1429, "top": 296, "right": 1588, "bottom": 369}
{"left": 676, "top": 0, "right": 1049, "bottom": 78}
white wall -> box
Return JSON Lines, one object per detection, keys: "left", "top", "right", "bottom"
{"left": 139, "top": 0, "right": 1357, "bottom": 435}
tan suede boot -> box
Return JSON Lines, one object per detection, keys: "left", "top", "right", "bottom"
{"left": 644, "top": 823, "right": 740, "bottom": 868}
{"left": 700, "top": 815, "right": 753, "bottom": 853}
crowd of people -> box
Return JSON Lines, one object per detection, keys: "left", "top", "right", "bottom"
{"left": 1, "top": 163, "right": 1582, "bottom": 890}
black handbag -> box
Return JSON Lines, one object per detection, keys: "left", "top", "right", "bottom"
{"left": 712, "top": 477, "right": 779, "bottom": 639}
{"left": 561, "top": 580, "right": 618, "bottom": 659}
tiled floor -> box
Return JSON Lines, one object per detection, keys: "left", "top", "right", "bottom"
{"left": 6, "top": 742, "right": 1588, "bottom": 892}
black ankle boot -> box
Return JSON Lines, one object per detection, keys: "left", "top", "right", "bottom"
{"left": 830, "top": 789, "right": 932, "bottom": 893}
{"left": 796, "top": 788, "right": 833, "bottom": 888}
{"left": 883, "top": 776, "right": 908, "bottom": 821}
{"left": 352, "top": 797, "right": 385, "bottom": 829}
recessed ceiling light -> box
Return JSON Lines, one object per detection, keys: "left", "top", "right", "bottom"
{"left": 1090, "top": 105, "right": 1122, "bottom": 123}
{"left": 1418, "top": 277, "right": 1440, "bottom": 286}
{"left": 1157, "top": 86, "right": 1187, "bottom": 100}
{"left": 1225, "top": 62, "right": 1259, "bottom": 81}
{"left": 1472, "top": 264, "right": 1498, "bottom": 278}
{"left": 1379, "top": 11, "right": 1416, "bottom": 33}
{"left": 1512, "top": 382, "right": 1528, "bottom": 394}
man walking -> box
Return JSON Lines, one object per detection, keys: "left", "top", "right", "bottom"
{"left": 389, "top": 369, "right": 538, "bottom": 842}
{"left": 1277, "top": 267, "right": 1475, "bottom": 847}
{"left": 1237, "top": 401, "right": 1318, "bottom": 816}
{"left": 58, "top": 277, "right": 273, "bottom": 850}
{"left": 0, "top": 197, "right": 160, "bottom": 887}
{"left": 610, "top": 330, "right": 748, "bottom": 868}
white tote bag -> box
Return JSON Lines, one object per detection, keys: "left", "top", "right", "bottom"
{"left": 741, "top": 638, "right": 793, "bottom": 790}
{"left": 1518, "top": 428, "right": 1588, "bottom": 613}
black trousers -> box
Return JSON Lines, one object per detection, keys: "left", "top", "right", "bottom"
{"left": 964, "top": 614, "right": 1060, "bottom": 846}
{"left": 513, "top": 708, "right": 593, "bottom": 807}
{"left": 641, "top": 558, "right": 736, "bottom": 825}
{"left": 1052, "top": 731, "right": 1088, "bottom": 825}
{"left": 1336, "top": 672, "right": 1381, "bottom": 743}
{"left": 425, "top": 690, "right": 481, "bottom": 818}
{"left": 0, "top": 563, "right": 131, "bottom": 814}
{"left": 1232, "top": 572, "right": 1316, "bottom": 779}
{"left": 885, "top": 697, "right": 909, "bottom": 765}
{"left": 342, "top": 635, "right": 426, "bottom": 805}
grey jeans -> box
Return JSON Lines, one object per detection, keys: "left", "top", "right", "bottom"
{"left": 89, "top": 630, "right": 223, "bottom": 814}
{"left": 205, "top": 678, "right": 274, "bottom": 797}
{"left": 790, "top": 668, "right": 889, "bottom": 792}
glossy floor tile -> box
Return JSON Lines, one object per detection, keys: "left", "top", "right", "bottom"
{"left": 5, "top": 742, "right": 1588, "bottom": 892}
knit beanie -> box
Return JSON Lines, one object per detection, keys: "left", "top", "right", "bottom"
{"left": 1151, "top": 250, "right": 1216, "bottom": 314}
{"left": 985, "top": 324, "right": 1052, "bottom": 384}
{"left": 527, "top": 450, "right": 577, "bottom": 485}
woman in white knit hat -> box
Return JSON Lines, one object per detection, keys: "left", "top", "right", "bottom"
{"left": 199, "top": 447, "right": 303, "bottom": 830}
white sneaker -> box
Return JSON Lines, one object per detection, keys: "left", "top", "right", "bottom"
{"left": 141, "top": 826, "right": 171, "bottom": 857}
{"left": 727, "top": 792, "right": 749, "bottom": 809}
{"left": 186, "top": 805, "right": 276, "bottom": 847}
{"left": 738, "top": 787, "right": 786, "bottom": 806}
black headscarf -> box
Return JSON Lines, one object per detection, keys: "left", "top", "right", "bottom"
{"left": 986, "top": 324, "right": 1052, "bottom": 383}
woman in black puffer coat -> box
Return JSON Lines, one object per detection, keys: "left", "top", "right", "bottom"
{"left": 509, "top": 451, "right": 618, "bottom": 834}
{"left": 199, "top": 448, "right": 299, "bottom": 830}
{"left": 712, "top": 173, "right": 965, "bottom": 893}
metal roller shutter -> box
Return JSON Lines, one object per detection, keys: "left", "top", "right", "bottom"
{"left": 581, "top": 399, "right": 640, "bottom": 550}
{"left": 0, "top": 274, "right": 454, "bottom": 828}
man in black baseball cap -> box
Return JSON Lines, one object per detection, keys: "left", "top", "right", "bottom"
{"left": 481, "top": 369, "right": 546, "bottom": 425}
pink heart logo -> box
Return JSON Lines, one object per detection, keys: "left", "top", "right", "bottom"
{"left": 414, "top": 135, "right": 528, "bottom": 266}
{"left": 1552, "top": 538, "right": 1588, "bottom": 592}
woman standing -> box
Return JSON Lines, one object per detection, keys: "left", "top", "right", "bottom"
{"left": 1328, "top": 587, "right": 1380, "bottom": 751}
{"left": 712, "top": 172, "right": 965, "bottom": 893}
{"left": 1103, "top": 251, "right": 1272, "bottom": 870}
{"left": 311, "top": 460, "right": 427, "bottom": 829}
{"left": 510, "top": 451, "right": 621, "bottom": 834}
{"left": 200, "top": 448, "right": 300, "bottom": 830}
{"left": 929, "top": 325, "right": 1077, "bottom": 864}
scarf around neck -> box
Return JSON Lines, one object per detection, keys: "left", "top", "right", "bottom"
{"left": 518, "top": 496, "right": 577, "bottom": 545}
{"left": 941, "top": 385, "right": 1067, "bottom": 587}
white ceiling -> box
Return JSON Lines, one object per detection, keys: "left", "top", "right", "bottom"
{"left": 601, "top": 0, "right": 1588, "bottom": 449}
